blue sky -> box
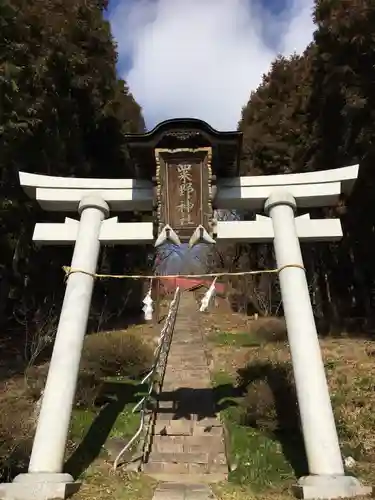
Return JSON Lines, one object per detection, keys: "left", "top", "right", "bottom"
{"left": 107, "top": 0, "right": 315, "bottom": 131}
{"left": 105, "top": 0, "right": 315, "bottom": 273}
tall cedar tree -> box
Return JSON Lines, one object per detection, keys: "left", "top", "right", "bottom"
{"left": 0, "top": 0, "right": 146, "bottom": 340}
{"left": 235, "top": 0, "right": 375, "bottom": 331}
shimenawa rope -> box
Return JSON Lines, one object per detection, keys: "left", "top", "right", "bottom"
{"left": 62, "top": 263, "right": 305, "bottom": 281}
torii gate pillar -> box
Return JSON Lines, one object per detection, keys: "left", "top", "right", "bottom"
{"left": 1, "top": 195, "right": 110, "bottom": 499}
{"left": 29, "top": 196, "right": 109, "bottom": 474}
{"left": 265, "top": 192, "right": 370, "bottom": 498}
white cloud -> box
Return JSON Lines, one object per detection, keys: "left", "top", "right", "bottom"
{"left": 109, "top": 0, "right": 315, "bottom": 131}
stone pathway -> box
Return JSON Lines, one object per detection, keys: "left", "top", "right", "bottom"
{"left": 144, "top": 292, "right": 228, "bottom": 488}
{"left": 152, "top": 482, "right": 217, "bottom": 500}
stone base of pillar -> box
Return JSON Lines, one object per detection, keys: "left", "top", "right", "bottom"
{"left": 0, "top": 473, "right": 80, "bottom": 500}
{"left": 293, "top": 475, "right": 373, "bottom": 499}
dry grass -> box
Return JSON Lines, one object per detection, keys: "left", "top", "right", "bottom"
{"left": 214, "top": 485, "right": 293, "bottom": 500}
{"left": 206, "top": 310, "right": 375, "bottom": 499}
{"left": 214, "top": 483, "right": 373, "bottom": 500}
{"left": 0, "top": 394, "right": 34, "bottom": 480}
{"left": 214, "top": 484, "right": 373, "bottom": 500}
{"left": 201, "top": 310, "right": 287, "bottom": 342}
{"left": 72, "top": 462, "right": 155, "bottom": 500}
{"left": 0, "top": 324, "right": 155, "bottom": 483}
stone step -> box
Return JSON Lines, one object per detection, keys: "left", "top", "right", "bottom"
{"left": 148, "top": 452, "right": 227, "bottom": 467}
{"left": 155, "top": 413, "right": 221, "bottom": 425}
{"left": 168, "top": 350, "right": 206, "bottom": 357}
{"left": 143, "top": 460, "right": 228, "bottom": 475}
{"left": 167, "top": 349, "right": 206, "bottom": 355}
{"left": 148, "top": 452, "right": 210, "bottom": 464}
{"left": 164, "top": 363, "right": 209, "bottom": 371}
{"left": 155, "top": 412, "right": 220, "bottom": 423}
{"left": 152, "top": 483, "right": 216, "bottom": 500}
{"left": 168, "top": 343, "right": 204, "bottom": 348}
{"left": 154, "top": 419, "right": 193, "bottom": 436}
{"left": 163, "top": 368, "right": 208, "bottom": 374}
{"left": 170, "top": 345, "right": 202, "bottom": 348}
{"left": 169, "top": 339, "right": 201, "bottom": 344}
{"left": 192, "top": 424, "right": 224, "bottom": 437}
{"left": 162, "top": 381, "right": 212, "bottom": 390}
{"left": 155, "top": 412, "right": 185, "bottom": 421}
{"left": 152, "top": 434, "right": 226, "bottom": 454}
{"left": 158, "top": 393, "right": 216, "bottom": 403}
{"left": 145, "top": 472, "right": 227, "bottom": 484}
{"left": 161, "top": 381, "right": 211, "bottom": 388}
{"left": 163, "top": 375, "right": 211, "bottom": 384}
{"left": 156, "top": 400, "right": 175, "bottom": 410}
{"left": 153, "top": 419, "right": 224, "bottom": 437}
{"left": 194, "top": 417, "right": 222, "bottom": 427}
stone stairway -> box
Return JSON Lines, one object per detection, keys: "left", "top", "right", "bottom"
{"left": 143, "top": 292, "right": 228, "bottom": 484}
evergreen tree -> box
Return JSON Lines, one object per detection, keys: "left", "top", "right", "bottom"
{"left": 0, "top": 0, "right": 145, "bottom": 336}
{"left": 236, "top": 0, "right": 375, "bottom": 331}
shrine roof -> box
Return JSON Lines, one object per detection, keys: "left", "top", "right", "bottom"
{"left": 124, "top": 118, "right": 242, "bottom": 179}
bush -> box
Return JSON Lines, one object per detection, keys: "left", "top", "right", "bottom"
{"left": 241, "top": 379, "right": 278, "bottom": 431}
{"left": 25, "top": 365, "right": 101, "bottom": 409}
{"left": 251, "top": 317, "right": 287, "bottom": 342}
{"left": 237, "top": 361, "right": 300, "bottom": 434}
{"left": 81, "top": 330, "right": 153, "bottom": 380}
{"left": 25, "top": 331, "right": 152, "bottom": 409}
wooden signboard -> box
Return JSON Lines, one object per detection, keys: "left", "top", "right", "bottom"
{"left": 155, "top": 147, "right": 214, "bottom": 242}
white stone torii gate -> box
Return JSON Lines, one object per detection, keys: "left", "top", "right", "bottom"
{"left": 0, "top": 163, "right": 372, "bottom": 500}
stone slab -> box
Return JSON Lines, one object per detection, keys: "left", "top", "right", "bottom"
{"left": 152, "top": 435, "right": 225, "bottom": 454}
{"left": 149, "top": 452, "right": 210, "bottom": 464}
{"left": 144, "top": 461, "right": 228, "bottom": 475}
{"left": 0, "top": 473, "right": 80, "bottom": 500}
{"left": 195, "top": 417, "right": 222, "bottom": 428}
{"left": 152, "top": 482, "right": 216, "bottom": 500}
{"left": 293, "top": 475, "right": 373, "bottom": 499}
{"left": 156, "top": 412, "right": 185, "bottom": 421}
{"left": 154, "top": 419, "right": 193, "bottom": 436}
{"left": 144, "top": 462, "right": 191, "bottom": 474}
{"left": 147, "top": 473, "right": 227, "bottom": 484}
{"left": 192, "top": 425, "right": 224, "bottom": 437}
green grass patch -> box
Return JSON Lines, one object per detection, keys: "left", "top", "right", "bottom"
{"left": 69, "top": 377, "right": 146, "bottom": 444}
{"left": 208, "top": 331, "right": 262, "bottom": 347}
{"left": 222, "top": 407, "right": 295, "bottom": 491}
{"left": 66, "top": 378, "right": 146, "bottom": 479}
{"left": 70, "top": 403, "right": 139, "bottom": 443}
{"left": 212, "top": 370, "right": 296, "bottom": 494}
{"left": 108, "top": 405, "right": 140, "bottom": 439}
{"left": 70, "top": 408, "right": 98, "bottom": 442}
{"left": 212, "top": 370, "right": 235, "bottom": 387}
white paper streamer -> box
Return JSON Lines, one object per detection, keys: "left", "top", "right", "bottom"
{"left": 199, "top": 278, "right": 217, "bottom": 312}
{"left": 142, "top": 287, "right": 153, "bottom": 321}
